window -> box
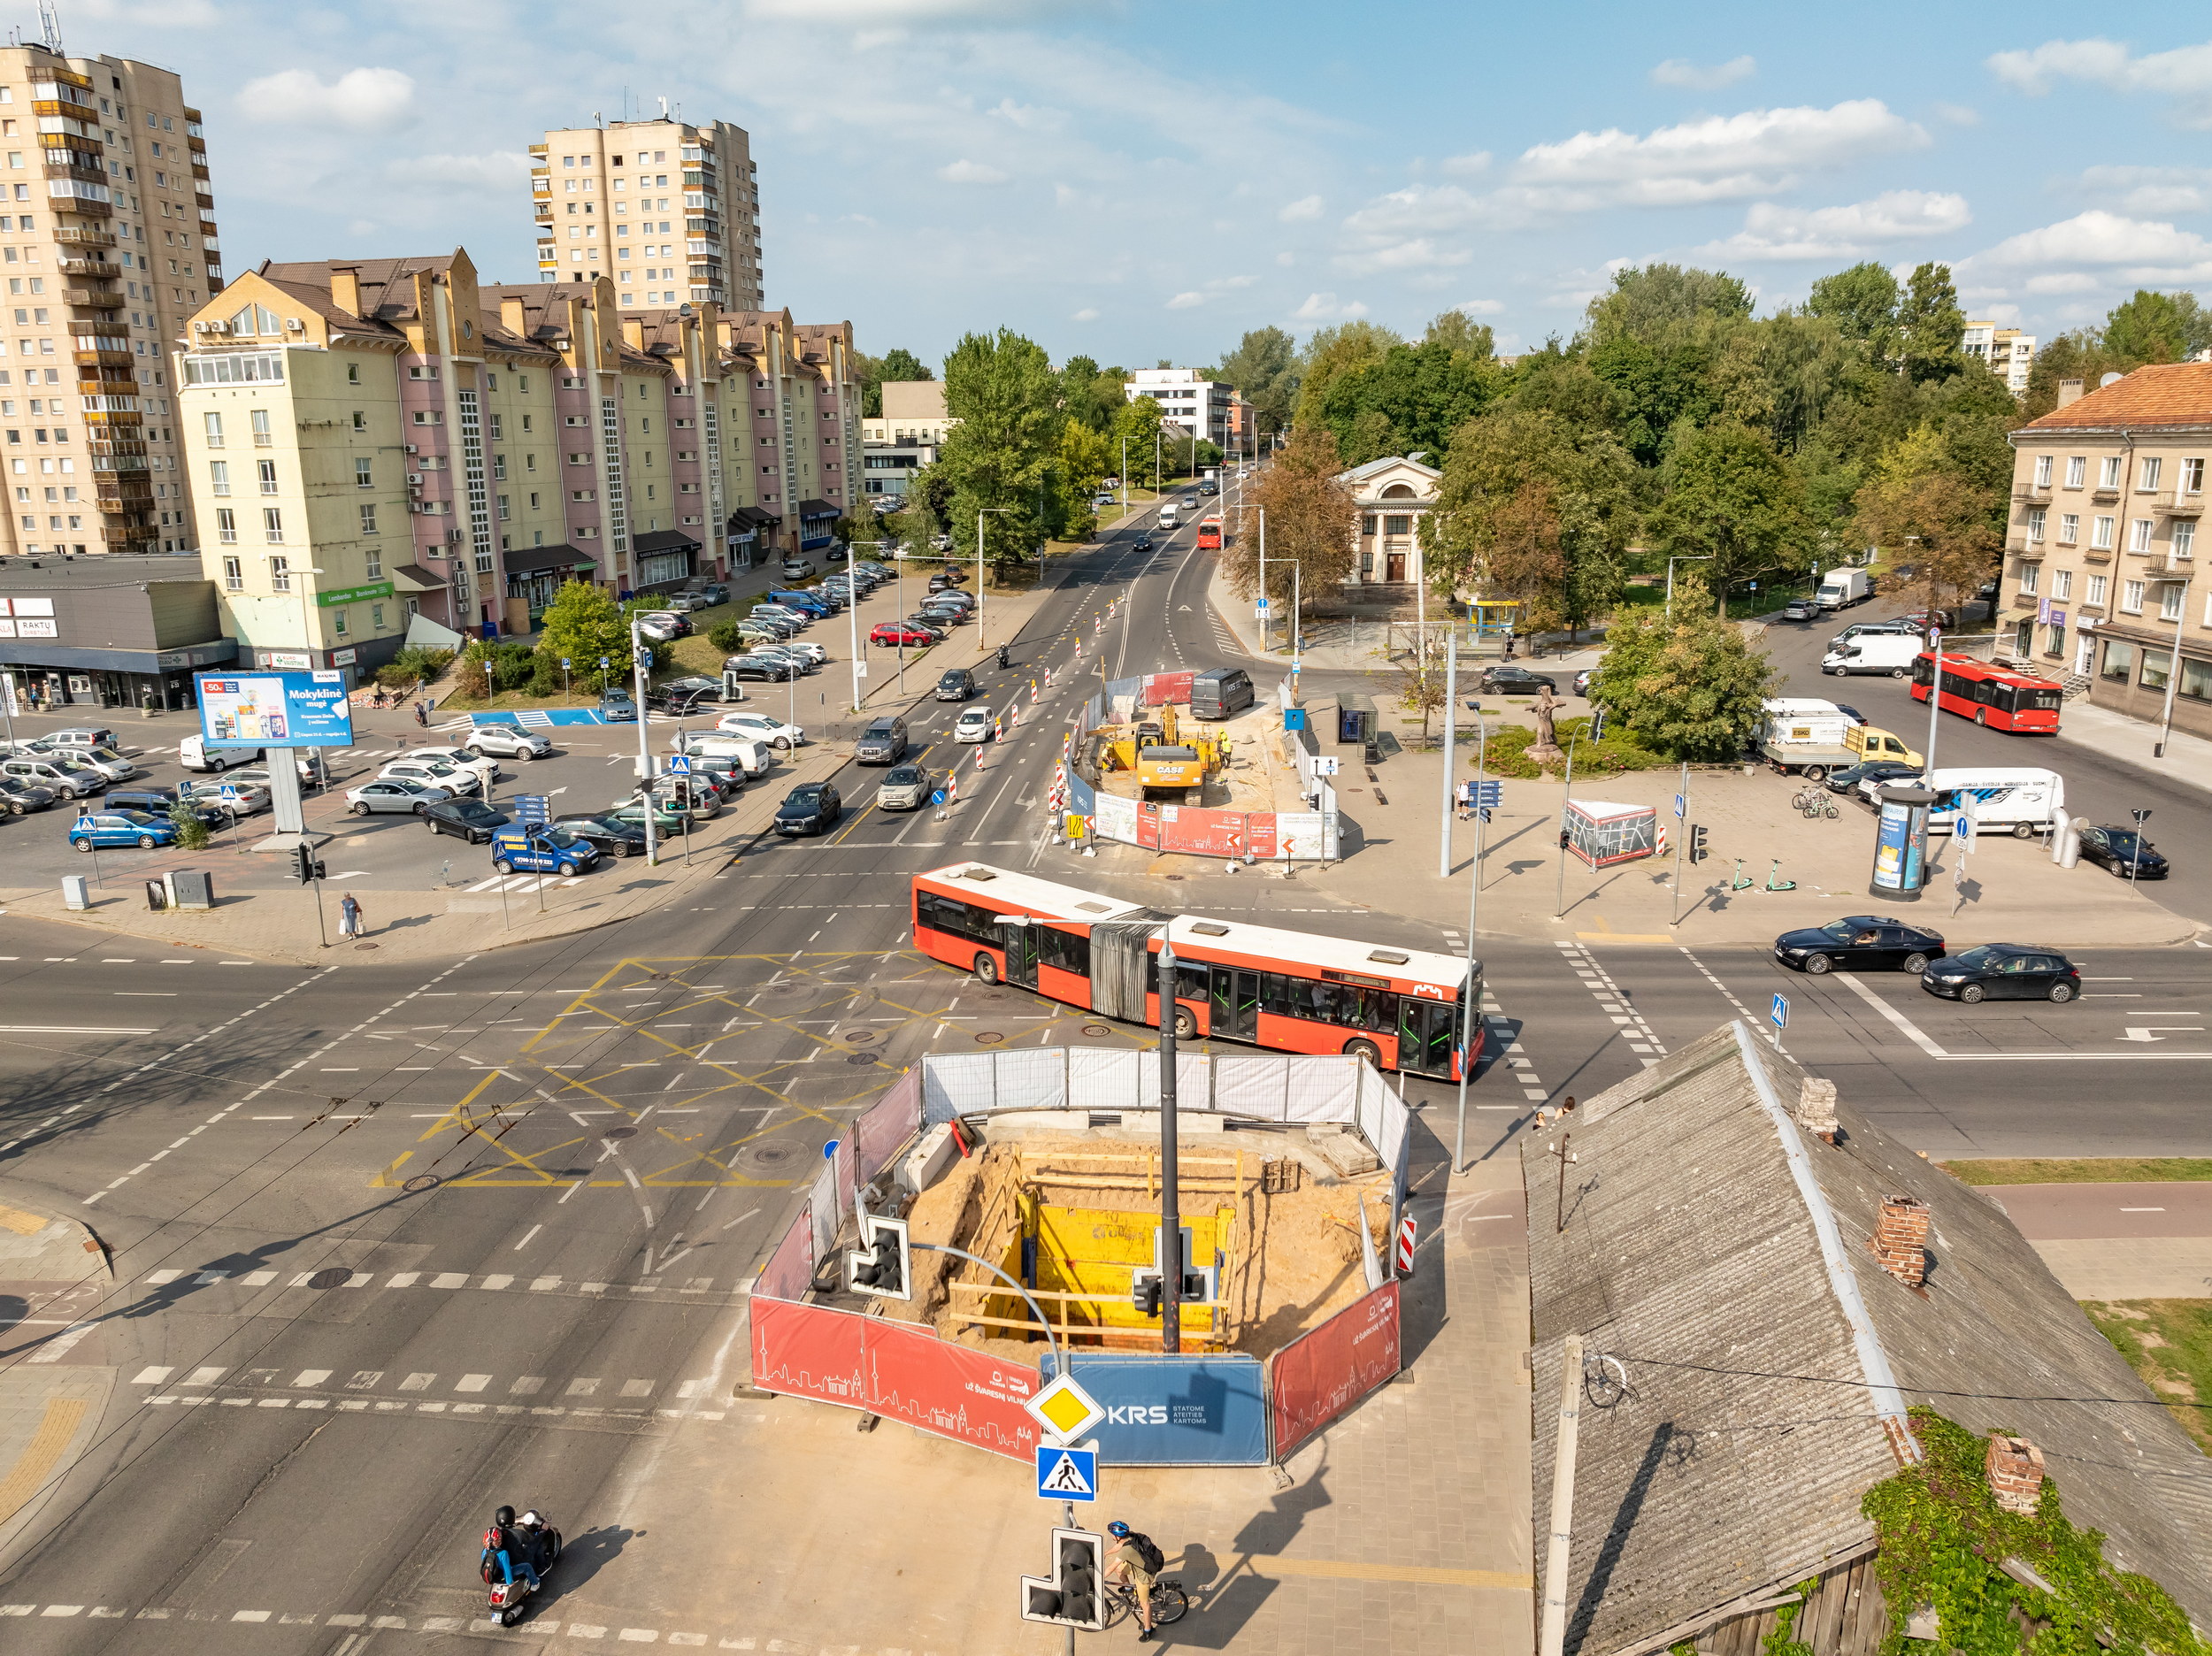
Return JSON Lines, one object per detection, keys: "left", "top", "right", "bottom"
{"left": 2058, "top": 512, "right": 2079, "bottom": 544}
{"left": 2129, "top": 518, "right": 2153, "bottom": 553}
{"left": 2161, "top": 581, "right": 2185, "bottom": 622}
{"left": 346, "top": 362, "right": 360, "bottom": 385}
{"left": 2100, "top": 456, "right": 2123, "bottom": 489}
{"left": 2141, "top": 648, "right": 2173, "bottom": 692}
{"left": 371, "top": 603, "right": 385, "bottom": 627}
{"left": 411, "top": 410, "right": 442, "bottom": 426}
{"left": 203, "top": 410, "right": 222, "bottom": 447}
{"left": 207, "top": 459, "right": 228, "bottom": 495}
{"left": 216, "top": 507, "right": 234, "bottom": 543}
{"left": 2065, "top": 456, "right": 2085, "bottom": 488}
{"left": 222, "top": 555, "right": 241, "bottom": 589}
{"left": 2086, "top": 573, "right": 2108, "bottom": 607}
{"left": 488, "top": 414, "right": 502, "bottom": 440}
{"left": 2026, "top": 507, "right": 2046, "bottom": 543}
{"left": 355, "top": 457, "right": 373, "bottom": 488}
{"left": 269, "top": 553, "right": 289, "bottom": 588}
{"left": 257, "top": 459, "right": 278, "bottom": 494}
{"left": 331, "top": 609, "right": 347, "bottom": 636}
{"left": 2175, "top": 518, "right": 2197, "bottom": 559}
{"left": 352, "top": 410, "right": 366, "bottom": 431}
{"left": 2138, "top": 455, "right": 2163, "bottom": 491}
{"left": 497, "top": 493, "right": 510, "bottom": 521}
{"left": 2101, "top": 639, "right": 2134, "bottom": 681}
{"left": 2092, "top": 515, "right": 2116, "bottom": 549}
{"left": 250, "top": 409, "right": 271, "bottom": 447}
{"left": 2185, "top": 457, "right": 2205, "bottom": 494}
{"left": 264, "top": 507, "right": 284, "bottom": 543}
{"left": 2019, "top": 562, "right": 2038, "bottom": 594}
{"left": 2181, "top": 656, "right": 2212, "bottom": 703}
{"left": 2054, "top": 569, "right": 2072, "bottom": 600}
{"left": 2122, "top": 579, "right": 2145, "bottom": 613}
{"left": 358, "top": 502, "right": 378, "bottom": 535}
{"left": 2033, "top": 454, "right": 2053, "bottom": 488}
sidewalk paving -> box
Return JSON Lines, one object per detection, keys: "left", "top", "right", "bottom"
{"left": 0, "top": 1188, "right": 114, "bottom": 1560}
{"left": 2052, "top": 695, "right": 2212, "bottom": 801}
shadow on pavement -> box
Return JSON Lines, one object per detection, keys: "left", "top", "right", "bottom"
{"left": 549, "top": 1523, "right": 641, "bottom": 1597}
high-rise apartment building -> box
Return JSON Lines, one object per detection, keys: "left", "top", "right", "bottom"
{"left": 531, "top": 116, "right": 762, "bottom": 314}
{"left": 175, "top": 249, "right": 858, "bottom": 685}
{"left": 0, "top": 42, "right": 219, "bottom": 559}
{"left": 1963, "top": 320, "right": 2036, "bottom": 397}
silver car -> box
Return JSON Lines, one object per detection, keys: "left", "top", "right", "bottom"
{"left": 379, "top": 759, "right": 475, "bottom": 797}
{"left": 180, "top": 778, "right": 272, "bottom": 816}
{"left": 346, "top": 778, "right": 444, "bottom": 816}
{"left": 875, "top": 763, "right": 932, "bottom": 812}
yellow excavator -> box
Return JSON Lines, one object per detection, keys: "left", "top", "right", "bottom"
{"left": 1099, "top": 702, "right": 1219, "bottom": 800}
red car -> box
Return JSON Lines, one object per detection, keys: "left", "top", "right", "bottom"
{"left": 871, "top": 622, "right": 938, "bottom": 647}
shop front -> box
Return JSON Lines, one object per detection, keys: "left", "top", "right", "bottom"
{"left": 502, "top": 544, "right": 600, "bottom": 632}
{"left": 796, "top": 499, "right": 841, "bottom": 554}
{"left": 0, "top": 557, "right": 238, "bottom": 715}
{"left": 728, "top": 506, "right": 778, "bottom": 568}
{"left": 632, "top": 529, "right": 700, "bottom": 594}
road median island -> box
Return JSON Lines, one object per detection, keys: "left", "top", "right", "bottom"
{"left": 0, "top": 1192, "right": 115, "bottom": 1558}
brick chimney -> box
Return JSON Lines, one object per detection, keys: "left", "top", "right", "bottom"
{"left": 329, "top": 266, "right": 362, "bottom": 318}
{"left": 1985, "top": 1433, "right": 2045, "bottom": 1514}
{"left": 1794, "top": 1077, "right": 1839, "bottom": 1143}
{"left": 2056, "top": 378, "right": 2085, "bottom": 409}
{"left": 1870, "top": 1194, "right": 1931, "bottom": 1286}
{"left": 501, "top": 295, "right": 529, "bottom": 337}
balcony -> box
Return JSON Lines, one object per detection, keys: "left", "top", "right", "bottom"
{"left": 73, "top": 348, "right": 132, "bottom": 368}
{"left": 196, "top": 192, "right": 213, "bottom": 211}
{"left": 2008, "top": 536, "right": 2046, "bottom": 557}
{"left": 2156, "top": 490, "right": 2205, "bottom": 517}
{"left": 52, "top": 225, "right": 115, "bottom": 249}
{"left": 59, "top": 257, "right": 119, "bottom": 280}
{"left": 2091, "top": 483, "right": 2123, "bottom": 502}
{"left": 54, "top": 196, "right": 111, "bottom": 219}
{"left": 2012, "top": 484, "right": 2053, "bottom": 503}
{"left": 65, "top": 288, "right": 126, "bottom": 310}
{"left": 43, "top": 159, "right": 107, "bottom": 185}
{"left": 2149, "top": 554, "right": 2198, "bottom": 579}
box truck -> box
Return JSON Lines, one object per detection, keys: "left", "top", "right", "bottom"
{"left": 1816, "top": 567, "right": 1874, "bottom": 610}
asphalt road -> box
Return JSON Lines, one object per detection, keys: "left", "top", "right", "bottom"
{"left": 6, "top": 498, "right": 2209, "bottom": 1646}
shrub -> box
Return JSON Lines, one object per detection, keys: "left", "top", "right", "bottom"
{"left": 709, "top": 618, "right": 748, "bottom": 655}
{"left": 1464, "top": 717, "right": 1665, "bottom": 780}
{"left": 528, "top": 656, "right": 565, "bottom": 697}
{"left": 173, "top": 810, "right": 211, "bottom": 851}
{"left": 388, "top": 645, "right": 454, "bottom": 684}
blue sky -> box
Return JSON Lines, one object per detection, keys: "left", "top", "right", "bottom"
{"left": 54, "top": 0, "right": 2212, "bottom": 369}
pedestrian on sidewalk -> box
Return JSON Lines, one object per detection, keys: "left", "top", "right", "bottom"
{"left": 413, "top": 700, "right": 428, "bottom": 726}
{"left": 339, "top": 893, "right": 365, "bottom": 940}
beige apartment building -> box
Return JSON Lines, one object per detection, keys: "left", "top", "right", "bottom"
{"left": 0, "top": 42, "right": 219, "bottom": 560}
{"left": 1963, "top": 320, "right": 2036, "bottom": 397}
{"left": 174, "top": 249, "right": 858, "bottom": 685}
{"left": 2005, "top": 364, "right": 2212, "bottom": 740}
{"left": 532, "top": 116, "right": 762, "bottom": 313}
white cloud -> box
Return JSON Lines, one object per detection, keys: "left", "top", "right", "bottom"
{"left": 1071, "top": 307, "right": 1100, "bottom": 321}
{"left": 396, "top": 151, "right": 534, "bottom": 189}
{"left": 1165, "top": 291, "right": 1205, "bottom": 309}
{"left": 1987, "top": 36, "right": 2212, "bottom": 123}
{"left": 239, "top": 67, "right": 416, "bottom": 132}
{"left": 1958, "top": 211, "right": 2212, "bottom": 294}
{"left": 1650, "top": 55, "right": 1756, "bottom": 91}
{"left": 1341, "top": 183, "right": 1494, "bottom": 241}
{"left": 1694, "top": 190, "right": 1971, "bottom": 260}
{"left": 1440, "top": 151, "right": 1493, "bottom": 176}
{"left": 938, "top": 158, "right": 1010, "bottom": 184}
{"left": 747, "top": 0, "right": 1105, "bottom": 21}
{"left": 1450, "top": 298, "right": 1506, "bottom": 316}
{"left": 1932, "top": 102, "right": 1981, "bottom": 126}
{"left": 2077, "top": 165, "right": 2212, "bottom": 217}
{"left": 1335, "top": 237, "right": 1472, "bottom": 275}
{"left": 1294, "top": 292, "right": 1368, "bottom": 320}
{"left": 1279, "top": 194, "right": 1325, "bottom": 222}
{"left": 2024, "top": 272, "right": 2104, "bottom": 295}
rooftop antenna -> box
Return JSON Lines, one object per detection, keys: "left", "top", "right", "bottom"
{"left": 38, "top": 0, "right": 62, "bottom": 54}
{"left": 658, "top": 96, "right": 669, "bottom": 120}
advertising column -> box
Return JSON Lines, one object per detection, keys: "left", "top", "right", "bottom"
{"left": 194, "top": 671, "right": 357, "bottom": 836}
{"left": 1868, "top": 783, "right": 1935, "bottom": 901}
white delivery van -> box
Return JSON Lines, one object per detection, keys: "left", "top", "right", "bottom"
{"left": 180, "top": 734, "right": 262, "bottom": 773}
{"left": 1822, "top": 632, "right": 1922, "bottom": 677}
{"left": 1925, "top": 767, "right": 2064, "bottom": 838}
{"left": 1816, "top": 567, "right": 1874, "bottom": 610}
{"left": 1157, "top": 503, "right": 1179, "bottom": 531}
{"left": 1755, "top": 697, "right": 1858, "bottom": 778}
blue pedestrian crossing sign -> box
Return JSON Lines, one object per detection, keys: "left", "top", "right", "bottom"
{"left": 1035, "top": 1444, "right": 1097, "bottom": 1503}
{"left": 1770, "top": 993, "right": 1789, "bottom": 1031}
{"left": 667, "top": 754, "right": 694, "bottom": 775}
{"left": 219, "top": 784, "right": 239, "bottom": 804}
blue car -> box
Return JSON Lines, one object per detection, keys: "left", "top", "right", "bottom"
{"left": 766, "top": 588, "right": 833, "bottom": 617}
{"left": 490, "top": 824, "right": 600, "bottom": 878}
{"left": 69, "top": 809, "right": 179, "bottom": 851}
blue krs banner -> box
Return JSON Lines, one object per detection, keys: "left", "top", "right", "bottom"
{"left": 1042, "top": 1353, "right": 1268, "bottom": 1466}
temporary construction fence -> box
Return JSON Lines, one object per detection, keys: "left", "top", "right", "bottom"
{"left": 1059, "top": 676, "right": 1339, "bottom": 862}
{"left": 749, "top": 1047, "right": 1410, "bottom": 1467}
{"left": 1563, "top": 799, "right": 1659, "bottom": 868}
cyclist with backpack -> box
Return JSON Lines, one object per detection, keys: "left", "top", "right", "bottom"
{"left": 1105, "top": 1521, "right": 1164, "bottom": 1640}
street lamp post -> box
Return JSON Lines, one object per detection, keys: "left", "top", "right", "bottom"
{"left": 1454, "top": 708, "right": 1489, "bottom": 1174}
{"left": 845, "top": 540, "right": 890, "bottom": 714}
{"left": 2130, "top": 807, "right": 2151, "bottom": 886}
{"left": 2154, "top": 574, "right": 2193, "bottom": 758}
{"left": 629, "top": 612, "right": 658, "bottom": 866}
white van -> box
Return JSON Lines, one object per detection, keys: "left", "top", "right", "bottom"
{"left": 1925, "top": 767, "right": 2064, "bottom": 838}
{"left": 1822, "top": 633, "right": 1921, "bottom": 677}
{"left": 180, "top": 734, "right": 261, "bottom": 773}
{"left": 1816, "top": 567, "right": 1874, "bottom": 610}
{"left": 1158, "top": 504, "right": 1179, "bottom": 531}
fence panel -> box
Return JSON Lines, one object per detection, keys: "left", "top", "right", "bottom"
{"left": 1041, "top": 1353, "right": 1269, "bottom": 1465}
{"left": 987, "top": 1047, "right": 1069, "bottom": 1113}
{"left": 1067, "top": 1046, "right": 1144, "bottom": 1108}
{"left": 1213, "top": 1055, "right": 1293, "bottom": 1123}
{"left": 756, "top": 1200, "right": 815, "bottom": 1302}
{"left": 1144, "top": 671, "right": 1194, "bottom": 707}
{"left": 1158, "top": 806, "right": 1250, "bottom": 859}
{"left": 1267, "top": 1281, "right": 1402, "bottom": 1463}
{"left": 850, "top": 1068, "right": 923, "bottom": 1196}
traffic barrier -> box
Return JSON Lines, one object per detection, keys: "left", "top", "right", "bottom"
{"left": 1267, "top": 1281, "right": 1402, "bottom": 1463}
{"left": 1394, "top": 1215, "right": 1417, "bottom": 1275}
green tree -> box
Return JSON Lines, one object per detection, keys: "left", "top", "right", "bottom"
{"left": 1216, "top": 326, "right": 1301, "bottom": 439}
{"left": 1293, "top": 320, "right": 1403, "bottom": 427}
{"left": 1310, "top": 339, "right": 1502, "bottom": 465}
{"left": 880, "top": 346, "right": 933, "bottom": 383}
{"left": 1111, "top": 394, "right": 1165, "bottom": 488}
{"left": 1342, "top": 407, "right": 1402, "bottom": 467}
{"left": 933, "top": 327, "right": 1063, "bottom": 573}
{"left": 1424, "top": 308, "right": 1496, "bottom": 360}
{"left": 1582, "top": 264, "right": 1753, "bottom": 349}
{"left": 1052, "top": 417, "right": 1110, "bottom": 540}
{"left": 1225, "top": 426, "right": 1356, "bottom": 622}
{"left": 1853, "top": 425, "right": 2001, "bottom": 617}
{"left": 1588, "top": 575, "right": 1775, "bottom": 761}
{"left": 535, "top": 578, "right": 637, "bottom": 693}
{"left": 2101, "top": 289, "right": 2209, "bottom": 365}
{"left": 1586, "top": 334, "right": 1719, "bottom": 465}
{"left": 1896, "top": 262, "right": 1968, "bottom": 385}
{"left": 1057, "top": 355, "right": 1125, "bottom": 433}
{"left": 1648, "top": 421, "right": 1813, "bottom": 610}
{"left": 1805, "top": 262, "right": 1902, "bottom": 364}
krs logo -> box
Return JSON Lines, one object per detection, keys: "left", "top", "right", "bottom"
{"left": 1107, "top": 1404, "right": 1170, "bottom": 1425}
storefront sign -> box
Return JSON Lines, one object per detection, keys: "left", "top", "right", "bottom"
{"left": 195, "top": 671, "right": 356, "bottom": 749}
{"left": 331, "top": 648, "right": 357, "bottom": 666}
{"left": 0, "top": 597, "right": 54, "bottom": 616}
{"left": 263, "top": 651, "right": 312, "bottom": 670}
{"left": 9, "top": 617, "right": 56, "bottom": 638}
{"left": 315, "top": 580, "right": 394, "bottom": 608}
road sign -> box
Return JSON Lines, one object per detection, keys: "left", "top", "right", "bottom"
{"left": 1025, "top": 1371, "right": 1106, "bottom": 1445}
{"left": 561, "top": 658, "right": 572, "bottom": 669}
{"left": 1674, "top": 793, "right": 1686, "bottom": 819}
{"left": 1955, "top": 810, "right": 1975, "bottom": 847}
{"left": 1312, "top": 755, "right": 1340, "bottom": 776}
{"left": 1770, "top": 993, "right": 1789, "bottom": 1031}
{"left": 1394, "top": 1216, "right": 1417, "bottom": 1275}
{"left": 1474, "top": 780, "right": 1502, "bottom": 808}
{"left": 823, "top": 1138, "right": 841, "bottom": 1162}
{"left": 219, "top": 785, "right": 239, "bottom": 804}
{"left": 511, "top": 794, "right": 549, "bottom": 826}
{"left": 667, "top": 754, "right": 694, "bottom": 775}
{"left": 1035, "top": 1444, "right": 1098, "bottom": 1502}
{"left": 930, "top": 788, "right": 947, "bottom": 807}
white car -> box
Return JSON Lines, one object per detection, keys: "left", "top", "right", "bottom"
{"left": 465, "top": 724, "right": 553, "bottom": 762}
{"left": 49, "top": 745, "right": 138, "bottom": 782}
{"left": 668, "top": 731, "right": 769, "bottom": 776}
{"left": 404, "top": 745, "right": 501, "bottom": 786}
{"left": 347, "top": 778, "right": 445, "bottom": 816}
{"left": 715, "top": 711, "right": 803, "bottom": 749}
{"left": 953, "top": 707, "right": 994, "bottom": 743}
{"left": 179, "top": 734, "right": 259, "bottom": 773}
{"left": 378, "top": 758, "right": 475, "bottom": 797}
{"left": 635, "top": 613, "right": 685, "bottom": 642}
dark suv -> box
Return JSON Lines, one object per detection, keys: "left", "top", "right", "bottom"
{"left": 774, "top": 782, "right": 841, "bottom": 836}
{"left": 855, "top": 716, "right": 909, "bottom": 764}
{"left": 1479, "top": 665, "right": 1558, "bottom": 694}
{"left": 936, "top": 668, "right": 976, "bottom": 702}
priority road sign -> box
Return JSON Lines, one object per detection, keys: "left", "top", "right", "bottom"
{"left": 1035, "top": 1444, "right": 1098, "bottom": 1503}
{"left": 1025, "top": 1371, "right": 1106, "bottom": 1445}
{"left": 1770, "top": 993, "right": 1789, "bottom": 1031}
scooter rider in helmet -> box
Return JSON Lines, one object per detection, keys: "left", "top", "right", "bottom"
{"left": 996, "top": 643, "right": 1011, "bottom": 671}
{"left": 482, "top": 1506, "right": 541, "bottom": 1593}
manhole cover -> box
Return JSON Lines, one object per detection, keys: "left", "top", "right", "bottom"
{"left": 356, "top": 942, "right": 380, "bottom": 950}
{"left": 305, "top": 1268, "right": 353, "bottom": 1290}
{"left": 848, "top": 1053, "right": 880, "bottom": 1066}
{"left": 974, "top": 1031, "right": 1005, "bottom": 1046}
{"left": 602, "top": 1126, "right": 639, "bottom": 1141}
{"left": 1082, "top": 1023, "right": 1113, "bottom": 1038}
{"left": 736, "top": 1138, "right": 805, "bottom": 1177}
{"left": 846, "top": 1030, "right": 877, "bottom": 1045}
{"left": 1164, "top": 874, "right": 1185, "bottom": 882}
{"left": 402, "top": 1174, "right": 440, "bottom": 1193}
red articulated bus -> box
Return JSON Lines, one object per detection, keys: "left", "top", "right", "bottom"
{"left": 1910, "top": 651, "right": 2062, "bottom": 734}
{"left": 1194, "top": 516, "right": 1224, "bottom": 551}
{"left": 911, "top": 862, "right": 1478, "bottom": 1079}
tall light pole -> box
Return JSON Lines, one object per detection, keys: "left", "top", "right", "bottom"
{"left": 1454, "top": 708, "right": 1489, "bottom": 1173}
{"left": 2154, "top": 573, "right": 2193, "bottom": 758}
{"left": 845, "top": 540, "right": 888, "bottom": 714}
{"left": 1438, "top": 605, "right": 1458, "bottom": 878}
{"left": 629, "top": 610, "right": 658, "bottom": 866}
{"left": 977, "top": 506, "right": 1012, "bottom": 653}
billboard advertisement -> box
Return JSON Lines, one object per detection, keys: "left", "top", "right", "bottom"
{"left": 1041, "top": 1353, "right": 1269, "bottom": 1466}
{"left": 1269, "top": 1280, "right": 1402, "bottom": 1463}
{"left": 194, "top": 671, "right": 356, "bottom": 749}
{"left": 1869, "top": 792, "right": 1932, "bottom": 897}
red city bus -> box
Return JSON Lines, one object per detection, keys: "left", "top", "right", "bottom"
{"left": 911, "top": 862, "right": 1477, "bottom": 1078}
{"left": 1194, "top": 516, "right": 1224, "bottom": 551}
{"left": 1910, "top": 652, "right": 2062, "bottom": 733}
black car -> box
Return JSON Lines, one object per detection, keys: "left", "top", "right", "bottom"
{"left": 1479, "top": 665, "right": 1558, "bottom": 694}
{"left": 425, "top": 797, "right": 513, "bottom": 844}
{"left": 648, "top": 676, "right": 732, "bottom": 714}
{"left": 773, "top": 781, "right": 841, "bottom": 836}
{"left": 104, "top": 786, "right": 182, "bottom": 815}
{"left": 1133, "top": 534, "right": 1154, "bottom": 552}
{"left": 1824, "top": 760, "right": 1921, "bottom": 797}
{"left": 1773, "top": 916, "right": 1946, "bottom": 976}
{"left": 936, "top": 668, "right": 976, "bottom": 702}
{"left": 2078, "top": 825, "right": 2169, "bottom": 879}
{"left": 554, "top": 811, "right": 651, "bottom": 857}
{"left": 725, "top": 655, "right": 795, "bottom": 682}
{"left": 1921, "top": 944, "right": 2080, "bottom": 1004}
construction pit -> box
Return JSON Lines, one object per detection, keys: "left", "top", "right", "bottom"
{"left": 1085, "top": 697, "right": 1285, "bottom": 812}
{"left": 856, "top": 1112, "right": 1398, "bottom": 1364}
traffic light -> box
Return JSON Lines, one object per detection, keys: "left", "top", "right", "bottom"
{"left": 293, "top": 844, "right": 326, "bottom": 884}
{"left": 1558, "top": 828, "right": 1571, "bottom": 851}
{"left": 1132, "top": 1269, "right": 1164, "bottom": 1317}
{"left": 846, "top": 1213, "right": 910, "bottom": 1300}
{"left": 1020, "top": 1528, "right": 1105, "bottom": 1630}
{"left": 1690, "top": 824, "right": 1709, "bottom": 864}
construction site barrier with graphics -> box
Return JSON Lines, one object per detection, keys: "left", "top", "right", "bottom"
{"left": 748, "top": 1049, "right": 1410, "bottom": 1467}
{"left": 1058, "top": 674, "right": 1340, "bottom": 862}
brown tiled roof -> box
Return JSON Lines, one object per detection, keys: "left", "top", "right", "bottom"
{"left": 2017, "top": 362, "right": 2212, "bottom": 432}
{"left": 258, "top": 255, "right": 457, "bottom": 324}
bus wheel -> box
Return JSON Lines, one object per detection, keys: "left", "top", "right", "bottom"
{"left": 972, "top": 953, "right": 1001, "bottom": 985}
{"left": 1172, "top": 1006, "right": 1197, "bottom": 1040}
{"left": 1344, "top": 1038, "right": 1382, "bottom": 1066}
{"left": 1975, "top": 709, "right": 1988, "bottom": 726}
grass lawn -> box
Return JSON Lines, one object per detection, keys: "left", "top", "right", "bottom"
{"left": 1939, "top": 1157, "right": 2212, "bottom": 1185}
{"left": 2082, "top": 1300, "right": 2212, "bottom": 1453}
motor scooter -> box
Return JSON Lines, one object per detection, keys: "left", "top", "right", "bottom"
{"left": 486, "top": 1513, "right": 564, "bottom": 1627}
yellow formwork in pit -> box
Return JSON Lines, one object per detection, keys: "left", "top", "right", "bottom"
{"left": 988, "top": 1195, "right": 1235, "bottom": 1341}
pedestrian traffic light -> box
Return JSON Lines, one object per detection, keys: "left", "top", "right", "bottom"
{"left": 846, "top": 1212, "right": 910, "bottom": 1301}
{"left": 1589, "top": 708, "right": 1606, "bottom": 740}
{"left": 1690, "top": 824, "right": 1709, "bottom": 864}
{"left": 292, "top": 844, "right": 326, "bottom": 884}
{"left": 1020, "top": 1528, "right": 1105, "bottom": 1630}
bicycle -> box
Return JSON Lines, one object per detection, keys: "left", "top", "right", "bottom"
{"left": 1106, "top": 1576, "right": 1191, "bottom": 1630}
